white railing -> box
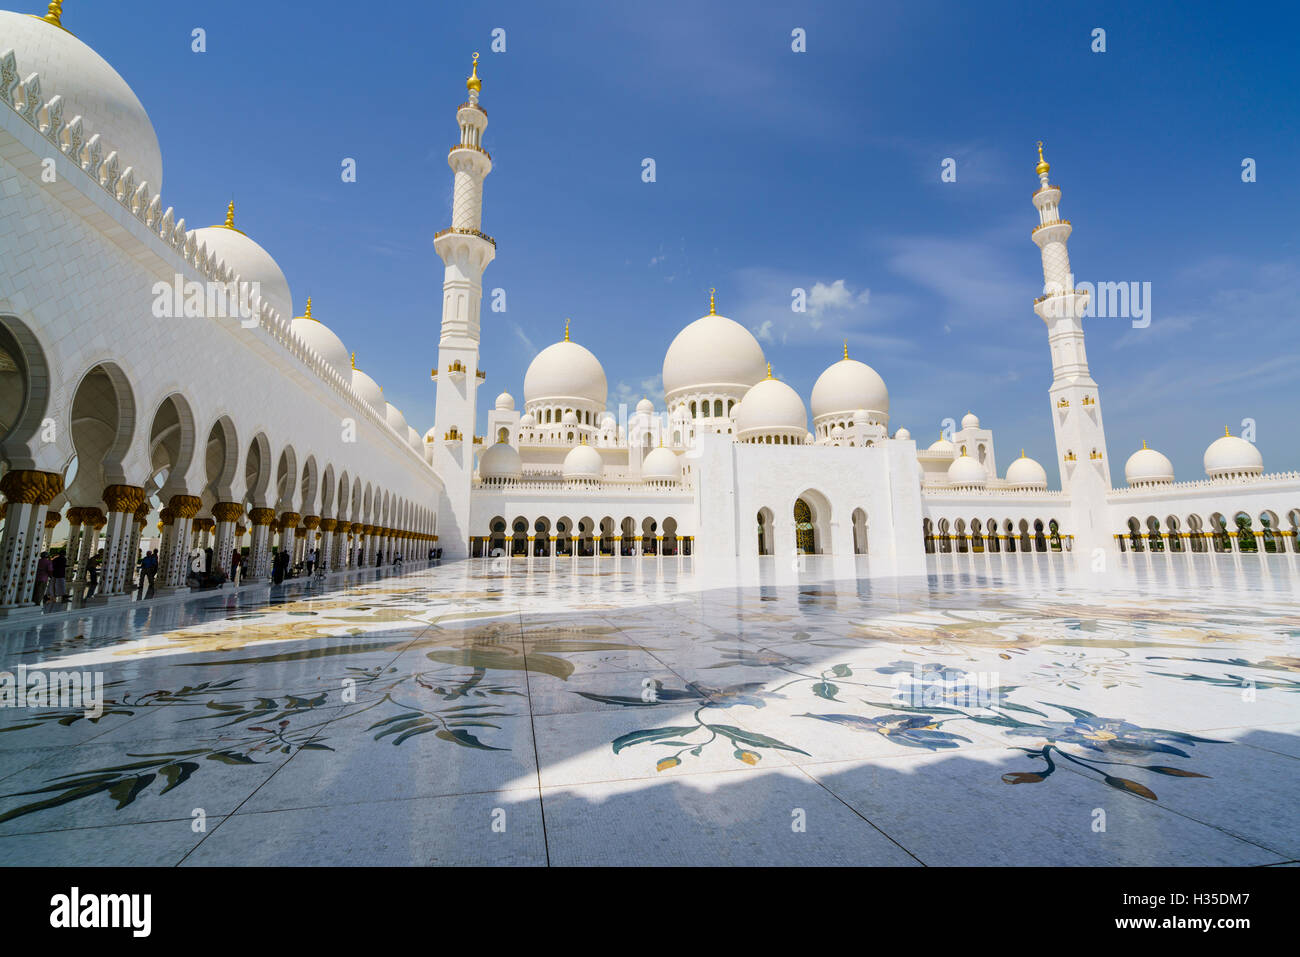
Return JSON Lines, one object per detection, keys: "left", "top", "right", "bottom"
{"left": 0, "top": 47, "right": 429, "bottom": 470}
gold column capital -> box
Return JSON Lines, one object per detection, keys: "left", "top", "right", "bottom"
{"left": 0, "top": 469, "right": 64, "bottom": 505}
{"left": 212, "top": 502, "right": 244, "bottom": 523}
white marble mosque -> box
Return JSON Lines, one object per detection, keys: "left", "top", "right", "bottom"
{"left": 0, "top": 3, "right": 1297, "bottom": 869}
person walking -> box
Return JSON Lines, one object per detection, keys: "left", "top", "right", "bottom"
{"left": 50, "top": 550, "right": 67, "bottom": 603}
{"left": 230, "top": 548, "right": 242, "bottom": 584}
{"left": 306, "top": 547, "right": 316, "bottom": 576}
{"left": 33, "top": 551, "right": 52, "bottom": 605}
{"left": 86, "top": 550, "right": 102, "bottom": 598}
{"left": 143, "top": 550, "right": 158, "bottom": 596}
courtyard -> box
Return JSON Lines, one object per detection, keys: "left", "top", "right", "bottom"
{"left": 0, "top": 552, "right": 1296, "bottom": 866}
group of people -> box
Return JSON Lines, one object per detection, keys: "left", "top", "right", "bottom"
{"left": 27, "top": 538, "right": 441, "bottom": 608}
{"left": 32, "top": 547, "right": 105, "bottom": 606}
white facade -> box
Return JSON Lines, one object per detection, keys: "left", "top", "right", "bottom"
{"left": 0, "top": 8, "right": 439, "bottom": 615}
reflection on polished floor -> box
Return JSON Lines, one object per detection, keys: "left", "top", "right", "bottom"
{"left": 0, "top": 551, "right": 1297, "bottom": 866}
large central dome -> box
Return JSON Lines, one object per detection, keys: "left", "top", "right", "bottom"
{"left": 662, "top": 307, "right": 766, "bottom": 401}
{"left": 0, "top": 9, "right": 164, "bottom": 190}
{"left": 523, "top": 337, "right": 607, "bottom": 408}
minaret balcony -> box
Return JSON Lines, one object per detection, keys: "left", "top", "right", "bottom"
{"left": 433, "top": 226, "right": 496, "bottom": 248}
{"left": 1032, "top": 184, "right": 1060, "bottom": 203}
{"left": 1034, "top": 287, "right": 1087, "bottom": 306}
{"left": 457, "top": 102, "right": 488, "bottom": 119}
{"left": 1031, "top": 219, "right": 1072, "bottom": 245}
{"left": 449, "top": 142, "right": 492, "bottom": 161}
{"left": 444, "top": 428, "right": 464, "bottom": 444}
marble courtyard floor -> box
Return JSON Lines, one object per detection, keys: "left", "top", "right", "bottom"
{"left": 0, "top": 551, "right": 1296, "bottom": 866}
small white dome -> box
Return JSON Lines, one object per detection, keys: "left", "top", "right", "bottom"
{"left": 642, "top": 446, "right": 681, "bottom": 483}
{"left": 519, "top": 412, "right": 536, "bottom": 428}
{"left": 804, "top": 432, "right": 814, "bottom": 444}
{"left": 663, "top": 310, "right": 767, "bottom": 401}
{"left": 524, "top": 338, "right": 607, "bottom": 407}
{"left": 928, "top": 436, "right": 956, "bottom": 455}
{"left": 1006, "top": 453, "right": 1048, "bottom": 489}
{"left": 948, "top": 455, "right": 988, "bottom": 488}
{"left": 599, "top": 412, "right": 617, "bottom": 430}
{"left": 561, "top": 410, "right": 578, "bottom": 427}
{"left": 289, "top": 303, "right": 349, "bottom": 379}
{"left": 0, "top": 11, "right": 164, "bottom": 190}
{"left": 191, "top": 216, "right": 294, "bottom": 322}
{"left": 351, "top": 368, "right": 384, "bottom": 411}
{"left": 961, "top": 412, "right": 981, "bottom": 430}
{"left": 810, "top": 357, "right": 889, "bottom": 423}
{"left": 636, "top": 397, "right": 654, "bottom": 416}
{"left": 895, "top": 427, "right": 912, "bottom": 441}
{"left": 385, "top": 402, "right": 408, "bottom": 435}
{"left": 1204, "top": 431, "right": 1263, "bottom": 479}
{"left": 735, "top": 376, "right": 808, "bottom": 440}
{"left": 1125, "top": 445, "right": 1174, "bottom": 486}
{"left": 562, "top": 443, "right": 604, "bottom": 481}
{"left": 831, "top": 424, "right": 846, "bottom": 437}
{"left": 671, "top": 404, "right": 691, "bottom": 422}
{"left": 495, "top": 392, "right": 515, "bottom": 412}
{"left": 479, "top": 442, "right": 523, "bottom": 481}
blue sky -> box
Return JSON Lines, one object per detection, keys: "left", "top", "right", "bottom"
{"left": 58, "top": 0, "right": 1299, "bottom": 483}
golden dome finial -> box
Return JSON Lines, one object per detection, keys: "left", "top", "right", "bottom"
{"left": 1035, "top": 141, "right": 1050, "bottom": 178}
{"left": 564, "top": 317, "right": 570, "bottom": 342}
{"left": 351, "top": 352, "right": 357, "bottom": 371}
{"left": 301, "top": 297, "right": 314, "bottom": 321}
{"left": 467, "top": 52, "right": 481, "bottom": 94}
{"left": 224, "top": 200, "right": 235, "bottom": 229}
{"left": 843, "top": 339, "right": 849, "bottom": 360}
{"left": 1225, "top": 425, "right": 1231, "bottom": 437}
{"left": 709, "top": 288, "right": 716, "bottom": 315}
{"left": 41, "top": 1, "right": 63, "bottom": 27}
{"left": 1021, "top": 448, "right": 1026, "bottom": 458}
{"left": 766, "top": 363, "right": 772, "bottom": 379}
{"left": 1142, "top": 439, "right": 1147, "bottom": 450}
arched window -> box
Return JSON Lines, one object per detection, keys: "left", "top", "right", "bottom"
{"left": 497, "top": 426, "right": 509, "bottom": 443}
{"left": 713, "top": 399, "right": 723, "bottom": 418}
{"left": 690, "top": 401, "right": 697, "bottom": 418}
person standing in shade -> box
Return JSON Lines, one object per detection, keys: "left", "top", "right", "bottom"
{"left": 230, "top": 548, "right": 242, "bottom": 584}
{"left": 306, "top": 547, "right": 316, "bottom": 576}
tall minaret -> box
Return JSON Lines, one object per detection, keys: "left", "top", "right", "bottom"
{"left": 1030, "top": 143, "right": 1113, "bottom": 557}
{"left": 432, "top": 53, "right": 495, "bottom": 559}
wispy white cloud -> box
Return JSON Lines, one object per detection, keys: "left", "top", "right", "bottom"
{"left": 510, "top": 321, "right": 537, "bottom": 357}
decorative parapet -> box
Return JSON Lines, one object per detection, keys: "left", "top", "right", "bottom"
{"left": 472, "top": 479, "right": 693, "bottom": 495}
{"left": 0, "top": 47, "right": 432, "bottom": 470}
{"left": 1108, "top": 471, "right": 1300, "bottom": 497}
{"left": 922, "top": 486, "right": 1067, "bottom": 499}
